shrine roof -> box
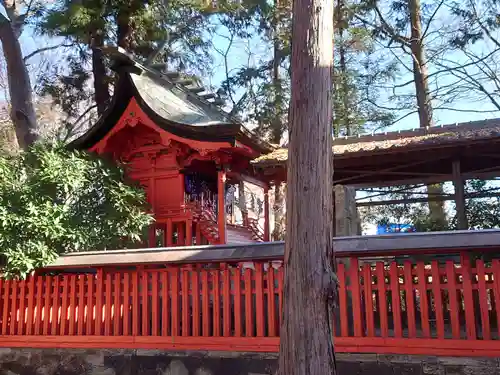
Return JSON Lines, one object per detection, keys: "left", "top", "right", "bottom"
{"left": 71, "top": 47, "right": 273, "bottom": 154}
{"left": 253, "top": 118, "right": 500, "bottom": 167}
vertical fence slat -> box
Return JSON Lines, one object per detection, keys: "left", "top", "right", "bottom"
{"left": 113, "top": 273, "right": 122, "bottom": 336}
{"left": 476, "top": 260, "right": 491, "bottom": 340}
{"left": 267, "top": 264, "right": 276, "bottom": 337}
{"left": 104, "top": 273, "right": 112, "bottom": 336}
{"left": 2, "top": 279, "right": 11, "bottom": 335}
{"left": 9, "top": 279, "right": 18, "bottom": 335}
{"left": 182, "top": 268, "right": 190, "bottom": 337}
{"left": 123, "top": 272, "right": 130, "bottom": 336}
{"left": 244, "top": 268, "right": 253, "bottom": 337}
{"left": 0, "top": 278, "right": 3, "bottom": 334}
{"left": 69, "top": 275, "right": 77, "bottom": 336}
{"left": 141, "top": 270, "right": 149, "bottom": 336}
{"left": 417, "top": 262, "right": 430, "bottom": 338}
{"left": 61, "top": 276, "right": 70, "bottom": 335}
{"left": 171, "top": 268, "right": 180, "bottom": 336}
{"left": 26, "top": 277, "right": 35, "bottom": 336}
{"left": 376, "top": 262, "right": 388, "bottom": 338}
{"left": 192, "top": 268, "right": 200, "bottom": 336}
{"left": 78, "top": 276, "right": 85, "bottom": 335}
{"left": 35, "top": 277, "right": 43, "bottom": 335}
{"left": 42, "top": 276, "right": 51, "bottom": 336}
{"left": 17, "top": 280, "right": 26, "bottom": 335}
{"left": 223, "top": 264, "right": 231, "bottom": 337}
{"left": 151, "top": 271, "right": 159, "bottom": 336}
{"left": 201, "top": 269, "right": 210, "bottom": 337}
{"left": 132, "top": 271, "right": 139, "bottom": 336}
{"left": 431, "top": 261, "right": 445, "bottom": 339}
{"left": 161, "top": 271, "right": 169, "bottom": 337}
{"left": 389, "top": 262, "right": 402, "bottom": 338}
{"left": 51, "top": 277, "right": 60, "bottom": 336}
{"left": 0, "top": 279, "right": 5, "bottom": 335}
{"left": 213, "top": 268, "right": 221, "bottom": 337}
{"left": 234, "top": 265, "right": 242, "bottom": 337}
{"left": 461, "top": 253, "right": 477, "bottom": 339}
{"left": 95, "top": 271, "right": 104, "bottom": 336}
{"left": 350, "top": 258, "right": 363, "bottom": 337}
{"left": 86, "top": 274, "right": 95, "bottom": 336}
{"left": 363, "top": 264, "right": 375, "bottom": 337}
{"left": 278, "top": 265, "right": 284, "bottom": 326}
{"left": 446, "top": 261, "right": 460, "bottom": 339}
{"left": 255, "top": 263, "right": 265, "bottom": 337}
{"left": 403, "top": 262, "right": 416, "bottom": 338}
{"left": 338, "top": 262, "right": 348, "bottom": 337}
{"left": 493, "top": 260, "right": 500, "bottom": 339}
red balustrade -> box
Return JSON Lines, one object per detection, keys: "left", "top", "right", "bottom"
{"left": 1, "top": 249, "right": 500, "bottom": 356}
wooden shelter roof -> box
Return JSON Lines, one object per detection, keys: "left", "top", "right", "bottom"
{"left": 252, "top": 119, "right": 500, "bottom": 186}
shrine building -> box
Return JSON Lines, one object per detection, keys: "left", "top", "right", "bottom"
{"left": 71, "top": 48, "right": 274, "bottom": 247}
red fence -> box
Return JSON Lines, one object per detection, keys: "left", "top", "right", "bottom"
{"left": 1, "top": 247, "right": 500, "bottom": 356}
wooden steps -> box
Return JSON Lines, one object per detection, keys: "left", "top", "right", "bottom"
{"left": 226, "top": 225, "right": 256, "bottom": 244}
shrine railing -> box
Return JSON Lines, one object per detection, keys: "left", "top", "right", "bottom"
{"left": 2, "top": 231, "right": 500, "bottom": 357}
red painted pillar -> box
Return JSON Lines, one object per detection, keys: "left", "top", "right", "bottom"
{"left": 264, "top": 186, "right": 270, "bottom": 241}
{"left": 217, "top": 169, "right": 227, "bottom": 244}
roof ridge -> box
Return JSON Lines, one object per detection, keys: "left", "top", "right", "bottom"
{"left": 333, "top": 118, "right": 500, "bottom": 145}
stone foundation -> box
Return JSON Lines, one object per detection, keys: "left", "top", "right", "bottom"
{"left": 0, "top": 348, "right": 499, "bottom": 375}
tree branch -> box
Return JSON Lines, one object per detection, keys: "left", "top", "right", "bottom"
{"left": 24, "top": 43, "right": 75, "bottom": 62}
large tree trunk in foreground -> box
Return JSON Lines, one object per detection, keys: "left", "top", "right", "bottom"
{"left": 408, "top": 0, "right": 447, "bottom": 229}
{"left": 0, "top": 17, "right": 39, "bottom": 150}
{"left": 278, "top": 0, "right": 336, "bottom": 372}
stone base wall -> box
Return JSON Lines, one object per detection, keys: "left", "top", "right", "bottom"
{"left": 0, "top": 348, "right": 499, "bottom": 375}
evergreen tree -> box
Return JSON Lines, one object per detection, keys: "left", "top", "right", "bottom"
{"left": 34, "top": 0, "right": 218, "bottom": 136}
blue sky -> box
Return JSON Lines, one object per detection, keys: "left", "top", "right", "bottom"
{"left": 6, "top": 11, "right": 500, "bottom": 135}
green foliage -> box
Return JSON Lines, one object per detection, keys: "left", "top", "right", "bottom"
{"left": 0, "top": 143, "right": 153, "bottom": 278}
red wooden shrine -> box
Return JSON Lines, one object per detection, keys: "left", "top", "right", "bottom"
{"left": 71, "top": 48, "right": 273, "bottom": 246}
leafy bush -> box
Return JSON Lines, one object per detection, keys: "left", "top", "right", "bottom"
{"left": 0, "top": 142, "right": 154, "bottom": 277}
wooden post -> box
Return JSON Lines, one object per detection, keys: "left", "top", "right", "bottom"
{"left": 264, "top": 185, "right": 270, "bottom": 241}
{"left": 452, "top": 159, "right": 468, "bottom": 230}
{"left": 217, "top": 169, "right": 227, "bottom": 244}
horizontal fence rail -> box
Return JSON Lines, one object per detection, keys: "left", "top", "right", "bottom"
{"left": 1, "top": 245, "right": 500, "bottom": 356}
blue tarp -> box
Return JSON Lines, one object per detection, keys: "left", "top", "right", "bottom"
{"left": 377, "top": 223, "right": 416, "bottom": 234}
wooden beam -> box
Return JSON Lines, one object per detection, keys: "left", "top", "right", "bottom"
{"left": 227, "top": 171, "right": 269, "bottom": 189}
{"left": 43, "top": 229, "right": 500, "bottom": 269}
{"left": 453, "top": 159, "right": 468, "bottom": 230}
{"left": 356, "top": 190, "right": 500, "bottom": 207}
{"left": 332, "top": 155, "right": 450, "bottom": 185}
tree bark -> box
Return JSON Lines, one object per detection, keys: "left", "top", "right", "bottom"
{"left": 270, "top": 0, "right": 287, "bottom": 241}
{"left": 278, "top": 0, "right": 336, "bottom": 372}
{"left": 0, "top": 16, "right": 39, "bottom": 150}
{"left": 238, "top": 180, "right": 248, "bottom": 225}
{"left": 408, "top": 0, "right": 447, "bottom": 229}
{"left": 272, "top": 183, "right": 285, "bottom": 240}
{"left": 91, "top": 33, "right": 111, "bottom": 116}
{"left": 409, "top": 0, "right": 433, "bottom": 129}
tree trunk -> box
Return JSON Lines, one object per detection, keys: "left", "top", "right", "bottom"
{"left": 272, "top": 183, "right": 285, "bottom": 240}
{"left": 117, "top": 8, "right": 133, "bottom": 50}
{"left": 91, "top": 33, "right": 111, "bottom": 116}
{"left": 278, "top": 0, "right": 336, "bottom": 372}
{"left": 270, "top": 1, "right": 287, "bottom": 241}
{"left": 408, "top": 0, "right": 447, "bottom": 229}
{"left": 409, "top": 0, "right": 433, "bottom": 128}
{"left": 0, "top": 17, "right": 39, "bottom": 150}
{"left": 238, "top": 180, "right": 248, "bottom": 225}
{"left": 336, "top": 0, "right": 350, "bottom": 136}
